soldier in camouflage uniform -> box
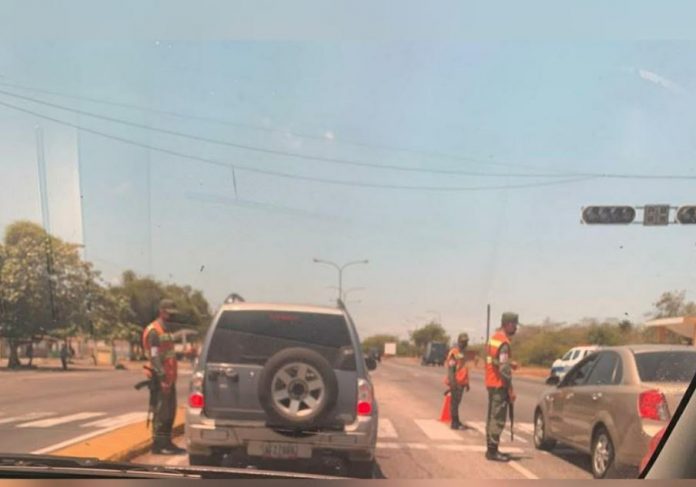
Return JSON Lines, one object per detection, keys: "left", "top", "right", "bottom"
{"left": 142, "top": 299, "right": 186, "bottom": 455}
{"left": 484, "top": 312, "right": 520, "bottom": 462}
{"left": 446, "top": 333, "right": 471, "bottom": 430}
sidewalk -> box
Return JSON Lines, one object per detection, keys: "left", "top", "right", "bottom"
{"left": 2, "top": 357, "right": 194, "bottom": 374}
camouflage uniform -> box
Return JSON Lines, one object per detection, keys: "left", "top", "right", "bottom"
{"left": 447, "top": 333, "right": 470, "bottom": 429}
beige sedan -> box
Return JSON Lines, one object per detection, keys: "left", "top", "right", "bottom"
{"left": 533, "top": 345, "right": 696, "bottom": 478}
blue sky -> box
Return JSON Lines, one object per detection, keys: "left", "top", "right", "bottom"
{"left": 1, "top": 41, "right": 696, "bottom": 341}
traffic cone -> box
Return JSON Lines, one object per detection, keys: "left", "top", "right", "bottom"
{"left": 439, "top": 392, "right": 452, "bottom": 423}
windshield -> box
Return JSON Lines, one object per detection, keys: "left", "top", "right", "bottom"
{"left": 635, "top": 352, "right": 696, "bottom": 383}
{"left": 1, "top": 8, "right": 695, "bottom": 482}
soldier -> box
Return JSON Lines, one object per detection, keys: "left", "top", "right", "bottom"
{"left": 142, "top": 299, "right": 186, "bottom": 455}
{"left": 445, "top": 333, "right": 471, "bottom": 430}
{"left": 484, "top": 312, "right": 520, "bottom": 462}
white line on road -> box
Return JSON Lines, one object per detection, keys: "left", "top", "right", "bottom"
{"left": 509, "top": 460, "right": 539, "bottom": 479}
{"left": 414, "top": 419, "right": 461, "bottom": 440}
{"left": 376, "top": 442, "right": 524, "bottom": 454}
{"left": 31, "top": 422, "right": 134, "bottom": 455}
{"left": 81, "top": 412, "right": 146, "bottom": 428}
{"left": 0, "top": 412, "right": 53, "bottom": 425}
{"left": 18, "top": 412, "right": 106, "bottom": 428}
{"left": 466, "top": 421, "right": 530, "bottom": 444}
{"left": 378, "top": 418, "right": 398, "bottom": 438}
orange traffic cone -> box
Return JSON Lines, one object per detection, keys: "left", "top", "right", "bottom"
{"left": 439, "top": 392, "right": 452, "bottom": 423}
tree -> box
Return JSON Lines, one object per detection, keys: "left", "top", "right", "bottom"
{"left": 652, "top": 291, "right": 696, "bottom": 319}
{"left": 397, "top": 340, "right": 417, "bottom": 357}
{"left": 409, "top": 321, "right": 450, "bottom": 353}
{"left": 0, "top": 221, "right": 100, "bottom": 368}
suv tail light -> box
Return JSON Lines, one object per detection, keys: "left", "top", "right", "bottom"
{"left": 357, "top": 378, "right": 373, "bottom": 416}
{"left": 639, "top": 389, "right": 670, "bottom": 421}
{"left": 188, "top": 371, "right": 205, "bottom": 409}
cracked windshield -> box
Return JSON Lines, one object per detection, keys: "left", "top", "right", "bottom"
{"left": 1, "top": 39, "right": 696, "bottom": 480}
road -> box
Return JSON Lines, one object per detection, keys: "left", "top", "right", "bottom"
{"left": 133, "top": 358, "right": 594, "bottom": 479}
{"left": 0, "top": 364, "right": 190, "bottom": 455}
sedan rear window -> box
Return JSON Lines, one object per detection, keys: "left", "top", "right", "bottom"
{"left": 635, "top": 351, "right": 696, "bottom": 383}
{"left": 206, "top": 311, "right": 355, "bottom": 368}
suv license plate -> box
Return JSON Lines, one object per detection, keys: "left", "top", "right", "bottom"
{"left": 247, "top": 441, "right": 312, "bottom": 460}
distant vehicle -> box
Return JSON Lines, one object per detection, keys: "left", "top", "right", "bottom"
{"left": 534, "top": 345, "right": 696, "bottom": 478}
{"left": 421, "top": 342, "right": 447, "bottom": 366}
{"left": 186, "top": 301, "right": 378, "bottom": 478}
{"left": 367, "top": 347, "right": 381, "bottom": 363}
{"left": 550, "top": 345, "right": 600, "bottom": 378}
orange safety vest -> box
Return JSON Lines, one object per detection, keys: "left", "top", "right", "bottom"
{"left": 485, "top": 330, "right": 511, "bottom": 389}
{"left": 142, "top": 319, "right": 178, "bottom": 386}
{"left": 444, "top": 346, "right": 470, "bottom": 387}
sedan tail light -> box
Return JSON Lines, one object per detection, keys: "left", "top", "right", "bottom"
{"left": 357, "top": 378, "right": 373, "bottom": 416}
{"left": 638, "top": 389, "right": 670, "bottom": 421}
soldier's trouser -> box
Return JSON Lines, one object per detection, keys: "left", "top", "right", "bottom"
{"left": 486, "top": 387, "right": 508, "bottom": 449}
{"left": 450, "top": 386, "right": 464, "bottom": 423}
{"left": 153, "top": 384, "right": 177, "bottom": 446}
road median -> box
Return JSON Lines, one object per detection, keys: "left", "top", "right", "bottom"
{"left": 47, "top": 407, "right": 186, "bottom": 462}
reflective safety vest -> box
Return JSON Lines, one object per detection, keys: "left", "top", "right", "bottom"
{"left": 142, "top": 319, "right": 178, "bottom": 386}
{"left": 485, "top": 330, "right": 511, "bottom": 389}
{"left": 444, "top": 347, "right": 470, "bottom": 387}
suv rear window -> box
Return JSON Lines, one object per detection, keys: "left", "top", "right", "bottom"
{"left": 635, "top": 351, "right": 696, "bottom": 383}
{"left": 206, "top": 311, "right": 355, "bottom": 369}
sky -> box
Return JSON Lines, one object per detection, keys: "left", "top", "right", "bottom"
{"left": 1, "top": 40, "right": 696, "bottom": 342}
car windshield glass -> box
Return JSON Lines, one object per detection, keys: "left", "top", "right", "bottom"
{"left": 635, "top": 351, "right": 696, "bottom": 382}
{"left": 2, "top": 9, "right": 696, "bottom": 480}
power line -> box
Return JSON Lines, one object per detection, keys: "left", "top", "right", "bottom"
{"left": 0, "top": 98, "right": 600, "bottom": 192}
{"left": 0, "top": 86, "right": 578, "bottom": 178}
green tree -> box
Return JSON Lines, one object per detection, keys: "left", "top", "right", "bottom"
{"left": 397, "top": 340, "right": 417, "bottom": 357}
{"left": 0, "top": 221, "right": 100, "bottom": 368}
{"left": 409, "top": 321, "right": 450, "bottom": 353}
{"left": 652, "top": 290, "right": 696, "bottom": 319}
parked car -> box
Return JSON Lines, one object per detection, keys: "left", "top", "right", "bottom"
{"left": 533, "top": 345, "right": 696, "bottom": 478}
{"left": 639, "top": 426, "right": 666, "bottom": 474}
{"left": 421, "top": 341, "right": 447, "bottom": 366}
{"left": 550, "top": 345, "right": 600, "bottom": 378}
{"left": 185, "top": 301, "right": 378, "bottom": 478}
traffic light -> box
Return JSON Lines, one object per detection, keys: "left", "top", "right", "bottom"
{"left": 643, "top": 205, "right": 670, "bottom": 226}
{"left": 582, "top": 206, "right": 636, "bottom": 224}
{"left": 676, "top": 206, "right": 696, "bottom": 224}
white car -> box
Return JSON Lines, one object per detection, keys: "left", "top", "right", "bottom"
{"left": 550, "top": 346, "right": 600, "bottom": 378}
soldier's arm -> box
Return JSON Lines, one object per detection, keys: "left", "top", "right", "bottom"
{"left": 498, "top": 343, "right": 512, "bottom": 388}
{"left": 447, "top": 352, "right": 457, "bottom": 387}
{"left": 146, "top": 330, "right": 165, "bottom": 380}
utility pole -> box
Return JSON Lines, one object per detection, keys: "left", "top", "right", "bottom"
{"left": 485, "top": 304, "right": 491, "bottom": 346}
{"left": 36, "top": 126, "right": 57, "bottom": 326}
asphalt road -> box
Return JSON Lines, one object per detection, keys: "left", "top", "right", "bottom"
{"left": 134, "top": 358, "right": 595, "bottom": 479}
{"left": 0, "top": 364, "right": 190, "bottom": 455}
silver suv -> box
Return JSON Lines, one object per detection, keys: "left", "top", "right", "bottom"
{"left": 185, "top": 301, "right": 379, "bottom": 478}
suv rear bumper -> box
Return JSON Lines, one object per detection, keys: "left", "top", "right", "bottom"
{"left": 185, "top": 407, "right": 377, "bottom": 461}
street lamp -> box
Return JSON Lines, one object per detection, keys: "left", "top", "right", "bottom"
{"left": 313, "top": 258, "right": 369, "bottom": 300}
{"left": 326, "top": 286, "right": 365, "bottom": 301}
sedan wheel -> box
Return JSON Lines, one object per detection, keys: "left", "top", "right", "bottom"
{"left": 592, "top": 428, "right": 615, "bottom": 479}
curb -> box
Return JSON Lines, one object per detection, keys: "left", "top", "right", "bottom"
{"left": 49, "top": 407, "right": 186, "bottom": 462}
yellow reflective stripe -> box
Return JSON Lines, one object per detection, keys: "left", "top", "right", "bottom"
{"left": 488, "top": 338, "right": 503, "bottom": 348}
{"left": 486, "top": 356, "right": 500, "bottom": 365}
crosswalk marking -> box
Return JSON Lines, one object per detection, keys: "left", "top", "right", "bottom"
{"left": 465, "top": 421, "right": 530, "bottom": 444}
{"left": 17, "top": 412, "right": 106, "bottom": 428}
{"left": 414, "top": 419, "right": 461, "bottom": 440}
{"left": 0, "top": 412, "right": 54, "bottom": 425}
{"left": 81, "top": 412, "right": 146, "bottom": 428}
{"left": 378, "top": 419, "right": 398, "bottom": 438}
{"left": 376, "top": 442, "right": 524, "bottom": 453}
{"left": 517, "top": 423, "right": 535, "bottom": 435}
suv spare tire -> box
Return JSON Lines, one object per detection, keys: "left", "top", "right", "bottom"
{"left": 258, "top": 347, "right": 339, "bottom": 429}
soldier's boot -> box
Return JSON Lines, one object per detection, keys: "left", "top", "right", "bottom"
{"left": 152, "top": 438, "right": 186, "bottom": 455}
{"left": 485, "top": 445, "right": 510, "bottom": 462}
{"left": 451, "top": 416, "right": 463, "bottom": 430}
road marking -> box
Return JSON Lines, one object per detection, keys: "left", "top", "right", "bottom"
{"left": 0, "top": 412, "right": 53, "bottom": 425}
{"left": 466, "top": 421, "right": 529, "bottom": 444}
{"left": 378, "top": 419, "right": 398, "bottom": 438}
{"left": 414, "top": 419, "right": 461, "bottom": 440}
{"left": 31, "top": 422, "right": 134, "bottom": 455}
{"left": 18, "top": 412, "right": 106, "bottom": 428}
{"left": 81, "top": 412, "right": 146, "bottom": 428}
{"left": 517, "top": 423, "right": 535, "bottom": 435}
{"left": 509, "top": 460, "right": 539, "bottom": 479}
{"left": 377, "top": 442, "right": 523, "bottom": 454}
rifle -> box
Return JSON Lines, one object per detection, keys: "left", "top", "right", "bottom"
{"left": 134, "top": 366, "right": 160, "bottom": 428}
{"left": 508, "top": 387, "right": 514, "bottom": 442}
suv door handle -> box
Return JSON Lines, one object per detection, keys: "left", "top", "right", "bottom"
{"left": 223, "top": 368, "right": 239, "bottom": 382}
